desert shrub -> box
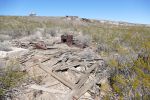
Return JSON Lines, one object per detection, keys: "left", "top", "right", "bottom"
{"left": 0, "top": 59, "right": 26, "bottom": 98}
{"left": 45, "top": 28, "right": 57, "bottom": 37}
{"left": 20, "top": 28, "right": 46, "bottom": 42}
{"left": 108, "top": 56, "right": 150, "bottom": 99}
{"left": 10, "top": 29, "right": 32, "bottom": 39}
{"left": 96, "top": 43, "right": 111, "bottom": 53}
{"left": 0, "top": 42, "right": 12, "bottom": 51}
{"left": 80, "top": 48, "right": 97, "bottom": 61}
{"left": 74, "top": 34, "right": 92, "bottom": 47}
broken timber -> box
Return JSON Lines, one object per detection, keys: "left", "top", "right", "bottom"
{"left": 66, "top": 63, "right": 98, "bottom": 100}
{"left": 34, "top": 62, "right": 99, "bottom": 100}
{"left": 25, "top": 47, "right": 101, "bottom": 100}
{"left": 37, "top": 62, "right": 74, "bottom": 89}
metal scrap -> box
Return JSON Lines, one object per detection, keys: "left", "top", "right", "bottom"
{"left": 61, "top": 34, "right": 73, "bottom": 46}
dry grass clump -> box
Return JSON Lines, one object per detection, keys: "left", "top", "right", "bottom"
{"left": 0, "top": 59, "right": 26, "bottom": 98}
{"left": 80, "top": 48, "right": 96, "bottom": 60}
{"left": 96, "top": 43, "right": 110, "bottom": 53}
{"left": 45, "top": 28, "right": 58, "bottom": 37}
{"left": 74, "top": 34, "right": 92, "bottom": 47}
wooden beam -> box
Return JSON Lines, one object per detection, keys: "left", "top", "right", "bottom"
{"left": 66, "top": 63, "right": 98, "bottom": 100}
{"left": 74, "top": 80, "right": 94, "bottom": 99}
{"left": 37, "top": 63, "right": 74, "bottom": 89}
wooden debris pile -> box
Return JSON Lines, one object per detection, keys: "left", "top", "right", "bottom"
{"left": 7, "top": 39, "right": 110, "bottom": 100}
{"left": 11, "top": 40, "right": 57, "bottom": 50}
{"left": 14, "top": 43, "right": 110, "bottom": 100}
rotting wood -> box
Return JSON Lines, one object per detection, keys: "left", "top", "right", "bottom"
{"left": 66, "top": 63, "right": 98, "bottom": 100}
{"left": 69, "top": 67, "right": 84, "bottom": 74}
{"left": 73, "top": 80, "right": 95, "bottom": 99}
{"left": 9, "top": 33, "right": 107, "bottom": 100}
{"left": 20, "top": 57, "right": 33, "bottom": 64}
{"left": 37, "top": 63, "right": 74, "bottom": 89}
{"left": 45, "top": 81, "right": 60, "bottom": 87}
{"left": 54, "top": 63, "right": 81, "bottom": 72}
{"left": 75, "top": 63, "right": 98, "bottom": 85}
{"left": 18, "top": 45, "right": 103, "bottom": 100}
{"left": 28, "top": 57, "right": 52, "bottom": 68}
{"left": 80, "top": 58, "right": 103, "bottom": 62}
{"left": 20, "top": 52, "right": 35, "bottom": 64}
{"left": 66, "top": 81, "right": 94, "bottom": 100}
{"left": 41, "top": 57, "right": 51, "bottom": 63}
{"left": 47, "top": 46, "right": 58, "bottom": 50}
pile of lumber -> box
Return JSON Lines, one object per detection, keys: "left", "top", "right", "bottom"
{"left": 10, "top": 40, "right": 110, "bottom": 100}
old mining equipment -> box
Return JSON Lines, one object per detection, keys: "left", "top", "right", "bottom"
{"left": 61, "top": 35, "right": 73, "bottom": 46}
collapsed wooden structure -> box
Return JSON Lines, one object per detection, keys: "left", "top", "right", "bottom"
{"left": 8, "top": 34, "right": 109, "bottom": 100}
{"left": 17, "top": 42, "right": 107, "bottom": 100}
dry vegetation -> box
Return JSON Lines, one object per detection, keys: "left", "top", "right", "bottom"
{"left": 0, "top": 16, "right": 150, "bottom": 99}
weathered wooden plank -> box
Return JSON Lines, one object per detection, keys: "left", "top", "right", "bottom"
{"left": 54, "top": 63, "right": 81, "bottom": 72}
{"left": 66, "top": 63, "right": 98, "bottom": 100}
{"left": 37, "top": 63, "right": 74, "bottom": 89}
{"left": 75, "top": 63, "right": 98, "bottom": 88}
{"left": 74, "top": 81, "right": 94, "bottom": 99}
{"left": 66, "top": 80, "right": 94, "bottom": 100}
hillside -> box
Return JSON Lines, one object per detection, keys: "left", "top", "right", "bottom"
{"left": 0, "top": 16, "right": 150, "bottom": 100}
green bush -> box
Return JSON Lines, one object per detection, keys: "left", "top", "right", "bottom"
{"left": 109, "top": 57, "right": 150, "bottom": 99}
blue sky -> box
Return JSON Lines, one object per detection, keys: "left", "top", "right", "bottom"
{"left": 0, "top": 0, "right": 150, "bottom": 24}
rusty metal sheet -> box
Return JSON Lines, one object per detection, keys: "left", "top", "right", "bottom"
{"left": 34, "top": 41, "right": 47, "bottom": 50}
